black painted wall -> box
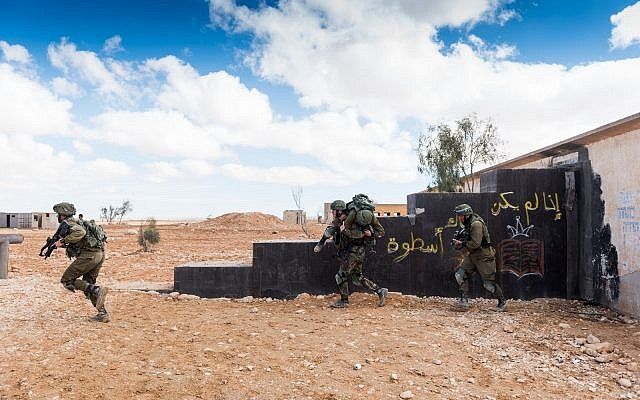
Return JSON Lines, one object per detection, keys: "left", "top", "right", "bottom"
{"left": 175, "top": 168, "right": 571, "bottom": 300}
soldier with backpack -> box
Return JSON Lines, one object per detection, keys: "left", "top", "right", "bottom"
{"left": 314, "top": 195, "right": 388, "bottom": 308}
{"left": 51, "top": 202, "right": 110, "bottom": 322}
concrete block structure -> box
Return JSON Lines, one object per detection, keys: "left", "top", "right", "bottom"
{"left": 0, "top": 212, "right": 57, "bottom": 229}
{"left": 323, "top": 202, "right": 407, "bottom": 223}
{"left": 282, "top": 210, "right": 306, "bottom": 225}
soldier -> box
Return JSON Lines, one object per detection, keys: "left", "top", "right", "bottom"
{"left": 451, "top": 203, "right": 507, "bottom": 311}
{"left": 52, "top": 202, "right": 110, "bottom": 322}
{"left": 315, "top": 199, "right": 388, "bottom": 308}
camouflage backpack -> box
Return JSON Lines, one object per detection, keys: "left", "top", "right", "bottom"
{"left": 348, "top": 193, "right": 375, "bottom": 212}
{"left": 82, "top": 219, "right": 108, "bottom": 250}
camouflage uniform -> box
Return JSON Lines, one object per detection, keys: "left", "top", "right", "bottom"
{"left": 453, "top": 204, "right": 506, "bottom": 311}
{"left": 315, "top": 200, "right": 388, "bottom": 308}
{"left": 54, "top": 203, "right": 109, "bottom": 322}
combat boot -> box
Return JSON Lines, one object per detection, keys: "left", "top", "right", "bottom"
{"left": 330, "top": 299, "right": 349, "bottom": 308}
{"left": 456, "top": 293, "right": 470, "bottom": 310}
{"left": 91, "top": 285, "right": 108, "bottom": 310}
{"left": 496, "top": 297, "right": 508, "bottom": 312}
{"left": 92, "top": 307, "right": 110, "bottom": 323}
{"left": 377, "top": 288, "right": 388, "bottom": 307}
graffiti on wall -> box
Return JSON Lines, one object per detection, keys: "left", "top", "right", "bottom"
{"left": 496, "top": 216, "right": 544, "bottom": 278}
{"left": 386, "top": 217, "right": 464, "bottom": 262}
{"left": 491, "top": 191, "right": 562, "bottom": 225}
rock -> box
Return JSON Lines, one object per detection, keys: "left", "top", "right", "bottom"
{"left": 239, "top": 296, "right": 254, "bottom": 302}
{"left": 169, "top": 292, "right": 180, "bottom": 299}
{"left": 584, "top": 342, "right": 614, "bottom": 353}
{"left": 503, "top": 325, "right": 515, "bottom": 333}
{"left": 595, "top": 356, "right": 609, "bottom": 363}
{"left": 390, "top": 373, "right": 399, "bottom": 381}
{"left": 170, "top": 326, "right": 178, "bottom": 332}
{"left": 617, "top": 378, "right": 633, "bottom": 388}
{"left": 618, "top": 358, "right": 631, "bottom": 365}
{"left": 586, "top": 334, "right": 600, "bottom": 344}
{"left": 574, "top": 338, "right": 586, "bottom": 346}
{"left": 516, "top": 377, "right": 527, "bottom": 383}
{"left": 354, "top": 363, "right": 362, "bottom": 370}
{"left": 583, "top": 347, "right": 599, "bottom": 357}
{"left": 295, "top": 309, "right": 306, "bottom": 314}
{"left": 467, "top": 377, "right": 476, "bottom": 384}
{"left": 250, "top": 307, "right": 258, "bottom": 313}
{"left": 619, "top": 316, "right": 636, "bottom": 324}
{"left": 125, "top": 229, "right": 138, "bottom": 235}
{"left": 178, "top": 294, "right": 200, "bottom": 300}
{"left": 316, "top": 295, "right": 325, "bottom": 300}
{"left": 433, "top": 359, "right": 442, "bottom": 365}
{"left": 558, "top": 323, "right": 570, "bottom": 329}
{"left": 399, "top": 390, "right": 414, "bottom": 399}
{"left": 626, "top": 362, "right": 638, "bottom": 372}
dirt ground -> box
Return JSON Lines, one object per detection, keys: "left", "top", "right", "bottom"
{"left": 1, "top": 213, "right": 639, "bottom": 400}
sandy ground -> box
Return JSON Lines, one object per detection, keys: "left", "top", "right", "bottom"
{"left": 1, "top": 215, "right": 639, "bottom": 400}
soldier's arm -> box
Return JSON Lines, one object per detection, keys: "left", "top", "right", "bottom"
{"left": 343, "top": 209, "right": 356, "bottom": 230}
{"left": 464, "top": 221, "right": 483, "bottom": 251}
{"left": 63, "top": 222, "right": 86, "bottom": 244}
{"left": 371, "top": 215, "right": 385, "bottom": 237}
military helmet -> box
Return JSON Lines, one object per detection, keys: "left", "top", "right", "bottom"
{"left": 356, "top": 209, "right": 374, "bottom": 226}
{"left": 330, "top": 200, "right": 346, "bottom": 211}
{"left": 454, "top": 203, "right": 473, "bottom": 216}
{"left": 53, "top": 202, "right": 76, "bottom": 217}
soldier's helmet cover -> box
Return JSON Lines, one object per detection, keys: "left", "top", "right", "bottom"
{"left": 454, "top": 203, "right": 473, "bottom": 216}
{"left": 53, "top": 202, "right": 76, "bottom": 217}
{"left": 330, "top": 200, "right": 346, "bottom": 211}
{"left": 356, "top": 209, "right": 374, "bottom": 226}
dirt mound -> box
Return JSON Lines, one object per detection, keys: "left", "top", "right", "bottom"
{"left": 199, "top": 212, "right": 287, "bottom": 229}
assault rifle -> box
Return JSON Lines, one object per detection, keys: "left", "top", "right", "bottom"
{"left": 451, "top": 227, "right": 470, "bottom": 250}
{"left": 39, "top": 221, "right": 69, "bottom": 260}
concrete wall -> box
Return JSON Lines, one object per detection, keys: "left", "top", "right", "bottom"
{"left": 374, "top": 204, "right": 407, "bottom": 217}
{"left": 585, "top": 129, "right": 640, "bottom": 316}
{"left": 283, "top": 210, "right": 306, "bottom": 225}
{"left": 0, "top": 212, "right": 57, "bottom": 229}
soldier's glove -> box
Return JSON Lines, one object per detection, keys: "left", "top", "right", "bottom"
{"left": 313, "top": 244, "right": 322, "bottom": 253}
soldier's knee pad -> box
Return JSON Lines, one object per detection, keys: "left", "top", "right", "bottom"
{"left": 351, "top": 272, "right": 363, "bottom": 286}
{"left": 335, "top": 271, "right": 347, "bottom": 286}
{"left": 454, "top": 268, "right": 467, "bottom": 285}
{"left": 483, "top": 281, "right": 496, "bottom": 294}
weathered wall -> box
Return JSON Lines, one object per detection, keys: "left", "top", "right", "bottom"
{"left": 586, "top": 129, "right": 640, "bottom": 316}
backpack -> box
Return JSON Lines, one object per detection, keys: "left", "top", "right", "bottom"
{"left": 83, "top": 219, "right": 108, "bottom": 250}
{"left": 348, "top": 193, "right": 375, "bottom": 212}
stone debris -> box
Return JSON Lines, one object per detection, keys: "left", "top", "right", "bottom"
{"left": 399, "top": 390, "right": 414, "bottom": 399}
{"left": 558, "top": 323, "right": 570, "bottom": 329}
{"left": 586, "top": 334, "right": 600, "bottom": 344}
{"left": 390, "top": 373, "right": 399, "bottom": 381}
{"left": 353, "top": 363, "right": 362, "bottom": 370}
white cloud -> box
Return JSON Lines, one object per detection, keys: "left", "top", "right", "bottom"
{"left": 145, "top": 56, "right": 273, "bottom": 130}
{"left": 72, "top": 139, "right": 92, "bottom": 155}
{"left": 82, "top": 158, "right": 131, "bottom": 177}
{"left": 610, "top": 1, "right": 640, "bottom": 49}
{"left": 90, "top": 109, "right": 224, "bottom": 159}
{"left": 0, "top": 63, "right": 73, "bottom": 136}
{"left": 48, "top": 38, "right": 129, "bottom": 99}
{"left": 180, "top": 159, "right": 215, "bottom": 176}
{"left": 51, "top": 77, "right": 81, "bottom": 97}
{"left": 144, "top": 161, "right": 182, "bottom": 182}
{"left": 0, "top": 40, "right": 31, "bottom": 64}
{"left": 219, "top": 163, "right": 348, "bottom": 186}
{"left": 210, "top": 0, "right": 640, "bottom": 159}
{"left": 103, "top": 35, "right": 124, "bottom": 54}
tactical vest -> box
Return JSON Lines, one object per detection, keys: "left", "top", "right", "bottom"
{"left": 466, "top": 214, "right": 492, "bottom": 248}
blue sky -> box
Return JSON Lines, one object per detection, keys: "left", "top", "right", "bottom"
{"left": 1, "top": 0, "right": 640, "bottom": 219}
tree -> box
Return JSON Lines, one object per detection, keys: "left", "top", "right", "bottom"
{"left": 100, "top": 200, "right": 133, "bottom": 223}
{"left": 417, "top": 114, "right": 503, "bottom": 192}
{"left": 100, "top": 205, "right": 119, "bottom": 223}
{"left": 138, "top": 218, "right": 160, "bottom": 252}
{"left": 291, "top": 186, "right": 310, "bottom": 238}
{"left": 116, "top": 200, "right": 133, "bottom": 223}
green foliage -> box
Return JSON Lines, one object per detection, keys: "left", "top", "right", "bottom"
{"left": 417, "top": 114, "right": 503, "bottom": 192}
{"left": 138, "top": 218, "right": 160, "bottom": 252}
{"left": 100, "top": 199, "right": 133, "bottom": 223}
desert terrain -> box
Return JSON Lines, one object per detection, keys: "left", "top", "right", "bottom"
{"left": 0, "top": 213, "right": 638, "bottom": 400}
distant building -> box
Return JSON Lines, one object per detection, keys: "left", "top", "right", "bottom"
{"left": 283, "top": 210, "right": 307, "bottom": 225}
{"left": 0, "top": 212, "right": 58, "bottom": 229}
{"left": 323, "top": 202, "right": 407, "bottom": 223}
